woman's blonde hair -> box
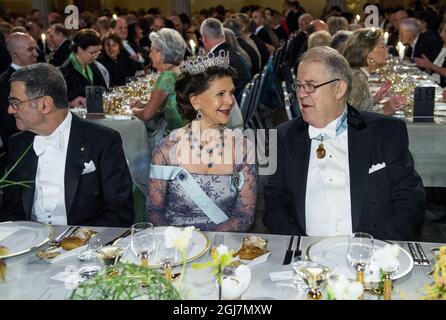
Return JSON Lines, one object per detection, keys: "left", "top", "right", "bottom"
{"left": 343, "top": 28, "right": 383, "bottom": 68}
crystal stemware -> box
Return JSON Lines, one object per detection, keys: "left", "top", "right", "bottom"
{"left": 347, "top": 232, "right": 374, "bottom": 298}
{"left": 131, "top": 222, "right": 155, "bottom": 267}
{"left": 292, "top": 260, "right": 333, "bottom": 300}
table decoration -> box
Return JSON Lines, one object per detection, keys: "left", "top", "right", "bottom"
{"left": 372, "top": 244, "right": 400, "bottom": 300}
{"left": 193, "top": 244, "right": 236, "bottom": 300}
{"left": 102, "top": 73, "right": 158, "bottom": 116}
{"left": 422, "top": 245, "right": 446, "bottom": 300}
{"left": 326, "top": 275, "right": 364, "bottom": 300}
{"left": 70, "top": 262, "right": 180, "bottom": 300}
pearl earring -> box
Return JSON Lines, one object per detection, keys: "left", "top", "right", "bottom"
{"left": 196, "top": 110, "right": 203, "bottom": 120}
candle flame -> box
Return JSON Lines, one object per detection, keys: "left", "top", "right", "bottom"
{"left": 355, "top": 15, "right": 361, "bottom": 22}
{"left": 112, "top": 14, "right": 118, "bottom": 20}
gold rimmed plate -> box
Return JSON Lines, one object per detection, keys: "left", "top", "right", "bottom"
{"left": 305, "top": 236, "right": 414, "bottom": 283}
{"left": 0, "top": 221, "right": 53, "bottom": 259}
{"left": 114, "top": 226, "right": 210, "bottom": 268}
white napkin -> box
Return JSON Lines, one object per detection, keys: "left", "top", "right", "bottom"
{"left": 246, "top": 252, "right": 271, "bottom": 267}
{"left": 269, "top": 271, "right": 295, "bottom": 282}
{"left": 0, "top": 228, "right": 18, "bottom": 242}
{"left": 48, "top": 245, "right": 88, "bottom": 264}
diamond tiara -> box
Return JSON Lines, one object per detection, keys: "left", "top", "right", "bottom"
{"left": 181, "top": 50, "right": 230, "bottom": 75}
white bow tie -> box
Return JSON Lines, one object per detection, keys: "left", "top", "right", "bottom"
{"left": 33, "top": 132, "right": 63, "bottom": 156}
{"left": 308, "top": 125, "right": 336, "bottom": 140}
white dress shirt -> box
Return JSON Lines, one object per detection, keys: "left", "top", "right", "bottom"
{"left": 31, "top": 112, "right": 72, "bottom": 225}
{"left": 10, "top": 63, "right": 21, "bottom": 70}
{"left": 305, "top": 108, "right": 352, "bottom": 236}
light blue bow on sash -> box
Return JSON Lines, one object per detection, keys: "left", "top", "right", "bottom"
{"left": 150, "top": 165, "right": 244, "bottom": 225}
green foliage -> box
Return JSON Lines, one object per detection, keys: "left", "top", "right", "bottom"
{"left": 0, "top": 143, "right": 33, "bottom": 189}
{"left": 70, "top": 262, "right": 180, "bottom": 300}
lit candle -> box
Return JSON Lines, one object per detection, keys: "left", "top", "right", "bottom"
{"left": 397, "top": 42, "right": 405, "bottom": 61}
{"left": 355, "top": 14, "right": 361, "bottom": 24}
{"left": 189, "top": 39, "right": 196, "bottom": 56}
{"left": 112, "top": 14, "right": 118, "bottom": 20}
{"left": 41, "top": 33, "right": 46, "bottom": 54}
{"left": 383, "top": 32, "right": 389, "bottom": 45}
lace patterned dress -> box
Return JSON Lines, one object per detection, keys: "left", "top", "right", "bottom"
{"left": 146, "top": 129, "right": 257, "bottom": 232}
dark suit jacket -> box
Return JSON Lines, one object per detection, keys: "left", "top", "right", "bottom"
{"left": 97, "top": 52, "right": 143, "bottom": 86}
{"left": 238, "top": 37, "right": 261, "bottom": 75}
{"left": 0, "top": 44, "right": 11, "bottom": 75}
{"left": 274, "top": 25, "right": 288, "bottom": 42}
{"left": 264, "top": 106, "right": 425, "bottom": 241}
{"left": 212, "top": 42, "right": 251, "bottom": 101}
{"left": 249, "top": 34, "right": 270, "bottom": 68}
{"left": 49, "top": 39, "right": 71, "bottom": 67}
{"left": 1, "top": 113, "right": 134, "bottom": 227}
{"left": 256, "top": 26, "right": 273, "bottom": 46}
{"left": 287, "top": 31, "right": 307, "bottom": 68}
{"left": 409, "top": 32, "right": 443, "bottom": 62}
{"left": 59, "top": 59, "right": 107, "bottom": 102}
{"left": 0, "top": 66, "right": 19, "bottom": 151}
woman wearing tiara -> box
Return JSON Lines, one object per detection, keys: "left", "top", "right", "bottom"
{"left": 129, "top": 28, "right": 186, "bottom": 135}
{"left": 145, "top": 52, "right": 257, "bottom": 232}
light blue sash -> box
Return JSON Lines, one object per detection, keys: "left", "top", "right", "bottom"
{"left": 149, "top": 165, "right": 230, "bottom": 225}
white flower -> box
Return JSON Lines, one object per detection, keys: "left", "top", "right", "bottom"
{"left": 373, "top": 244, "right": 400, "bottom": 272}
{"left": 328, "top": 275, "right": 364, "bottom": 300}
{"left": 216, "top": 244, "right": 229, "bottom": 256}
{"left": 164, "top": 226, "right": 194, "bottom": 251}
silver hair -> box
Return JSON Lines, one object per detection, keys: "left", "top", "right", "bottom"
{"left": 330, "top": 30, "right": 352, "bottom": 50}
{"left": 299, "top": 46, "right": 352, "bottom": 97}
{"left": 200, "top": 18, "right": 225, "bottom": 40}
{"left": 149, "top": 28, "right": 186, "bottom": 65}
{"left": 10, "top": 63, "right": 69, "bottom": 109}
{"left": 223, "top": 18, "right": 242, "bottom": 38}
{"left": 400, "top": 18, "right": 421, "bottom": 35}
{"left": 298, "top": 13, "right": 313, "bottom": 24}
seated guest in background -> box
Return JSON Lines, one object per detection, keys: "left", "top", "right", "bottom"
{"left": 330, "top": 30, "right": 351, "bottom": 53}
{"left": 0, "top": 32, "right": 38, "bottom": 162}
{"left": 286, "top": 13, "right": 313, "bottom": 68}
{"left": 95, "top": 16, "right": 111, "bottom": 37}
{"left": 59, "top": 29, "right": 107, "bottom": 108}
{"left": 146, "top": 57, "right": 256, "bottom": 232}
{"left": 2, "top": 63, "right": 134, "bottom": 227}
{"left": 343, "top": 28, "right": 407, "bottom": 114}
{"left": 223, "top": 28, "right": 252, "bottom": 76}
{"left": 224, "top": 18, "right": 261, "bottom": 75}
{"left": 97, "top": 32, "right": 143, "bottom": 86}
{"left": 307, "top": 30, "right": 332, "bottom": 49}
{"left": 200, "top": 18, "right": 251, "bottom": 101}
{"left": 111, "top": 17, "right": 145, "bottom": 64}
{"left": 130, "top": 28, "right": 186, "bottom": 135}
{"left": 414, "top": 22, "right": 446, "bottom": 87}
{"left": 264, "top": 46, "right": 425, "bottom": 241}
{"left": 46, "top": 23, "right": 71, "bottom": 67}
{"left": 327, "top": 16, "right": 349, "bottom": 35}
{"left": 231, "top": 13, "right": 269, "bottom": 69}
{"left": 399, "top": 17, "right": 442, "bottom": 63}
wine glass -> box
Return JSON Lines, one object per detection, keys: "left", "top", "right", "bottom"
{"left": 347, "top": 232, "right": 374, "bottom": 298}
{"left": 131, "top": 222, "right": 155, "bottom": 267}
{"left": 292, "top": 260, "right": 333, "bottom": 300}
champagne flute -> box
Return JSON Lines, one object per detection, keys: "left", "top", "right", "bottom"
{"left": 131, "top": 222, "right": 155, "bottom": 267}
{"left": 347, "top": 233, "right": 374, "bottom": 298}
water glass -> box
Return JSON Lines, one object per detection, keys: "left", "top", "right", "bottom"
{"left": 131, "top": 222, "right": 155, "bottom": 267}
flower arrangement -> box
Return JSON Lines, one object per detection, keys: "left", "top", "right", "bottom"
{"left": 192, "top": 244, "right": 235, "bottom": 300}
{"left": 326, "top": 275, "right": 364, "bottom": 300}
{"left": 69, "top": 262, "right": 180, "bottom": 300}
{"left": 422, "top": 246, "right": 446, "bottom": 300}
{"left": 373, "top": 244, "right": 400, "bottom": 299}
{"left": 164, "top": 226, "right": 194, "bottom": 286}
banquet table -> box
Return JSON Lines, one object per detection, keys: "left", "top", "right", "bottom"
{"left": 0, "top": 225, "right": 442, "bottom": 300}
{"left": 369, "top": 73, "right": 446, "bottom": 187}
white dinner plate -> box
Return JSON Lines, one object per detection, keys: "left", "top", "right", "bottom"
{"left": 306, "top": 236, "right": 414, "bottom": 283}
{"left": 0, "top": 221, "right": 53, "bottom": 259}
{"left": 114, "top": 226, "right": 210, "bottom": 268}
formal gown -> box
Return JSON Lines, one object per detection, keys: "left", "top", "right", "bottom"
{"left": 146, "top": 129, "right": 257, "bottom": 232}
